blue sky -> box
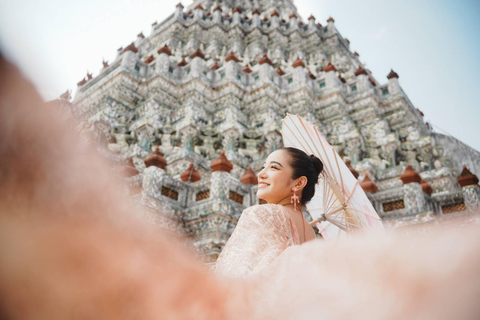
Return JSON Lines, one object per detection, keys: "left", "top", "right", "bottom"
{"left": 0, "top": 0, "right": 479, "bottom": 151}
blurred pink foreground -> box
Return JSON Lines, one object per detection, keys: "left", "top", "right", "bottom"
{"left": 0, "top": 54, "right": 479, "bottom": 320}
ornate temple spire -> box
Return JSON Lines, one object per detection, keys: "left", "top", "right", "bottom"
{"left": 292, "top": 56, "right": 306, "bottom": 68}
{"left": 211, "top": 151, "right": 234, "bottom": 172}
{"left": 225, "top": 51, "right": 240, "bottom": 62}
{"left": 360, "top": 175, "right": 378, "bottom": 193}
{"left": 387, "top": 69, "right": 399, "bottom": 79}
{"left": 457, "top": 165, "right": 479, "bottom": 187}
{"left": 242, "top": 64, "right": 253, "bottom": 73}
{"left": 191, "top": 47, "right": 206, "bottom": 59}
{"left": 158, "top": 44, "right": 172, "bottom": 56}
{"left": 259, "top": 53, "right": 273, "bottom": 65}
{"left": 177, "top": 57, "right": 188, "bottom": 66}
{"left": 144, "top": 147, "right": 167, "bottom": 169}
{"left": 240, "top": 166, "right": 258, "bottom": 185}
{"left": 354, "top": 66, "right": 368, "bottom": 77}
{"left": 323, "top": 61, "right": 337, "bottom": 72}
{"left": 400, "top": 165, "right": 422, "bottom": 184}
{"left": 181, "top": 163, "right": 201, "bottom": 182}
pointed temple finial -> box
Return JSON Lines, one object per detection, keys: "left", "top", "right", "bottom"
{"left": 252, "top": 8, "right": 261, "bottom": 15}
{"left": 181, "top": 163, "right": 201, "bottom": 182}
{"left": 194, "top": 3, "right": 204, "bottom": 11}
{"left": 210, "top": 61, "right": 220, "bottom": 70}
{"left": 158, "top": 44, "right": 172, "bottom": 56}
{"left": 123, "top": 42, "right": 139, "bottom": 53}
{"left": 327, "top": 17, "right": 335, "bottom": 23}
{"left": 176, "top": 2, "right": 184, "bottom": 9}
{"left": 323, "top": 61, "right": 337, "bottom": 72}
{"left": 354, "top": 66, "right": 368, "bottom": 77}
{"left": 400, "top": 164, "right": 422, "bottom": 184}
{"left": 360, "top": 175, "right": 378, "bottom": 193}
{"left": 191, "top": 47, "right": 206, "bottom": 60}
{"left": 102, "top": 59, "right": 109, "bottom": 68}
{"left": 144, "top": 55, "right": 155, "bottom": 64}
{"left": 144, "top": 147, "right": 167, "bottom": 169}
{"left": 242, "top": 64, "right": 253, "bottom": 73}
{"left": 308, "top": 15, "right": 316, "bottom": 21}
{"left": 177, "top": 56, "right": 188, "bottom": 67}
{"left": 259, "top": 53, "right": 273, "bottom": 65}
{"left": 225, "top": 51, "right": 240, "bottom": 62}
{"left": 240, "top": 166, "right": 258, "bottom": 185}
{"left": 457, "top": 165, "right": 479, "bottom": 187}
{"left": 276, "top": 66, "right": 285, "bottom": 75}
{"left": 271, "top": 10, "right": 280, "bottom": 17}
{"left": 387, "top": 69, "right": 399, "bottom": 79}
{"left": 77, "top": 77, "right": 87, "bottom": 87}
{"left": 137, "top": 32, "right": 145, "bottom": 39}
{"left": 292, "top": 56, "right": 306, "bottom": 68}
{"left": 211, "top": 151, "right": 233, "bottom": 173}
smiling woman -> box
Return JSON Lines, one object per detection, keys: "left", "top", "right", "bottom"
{"left": 215, "top": 147, "right": 323, "bottom": 277}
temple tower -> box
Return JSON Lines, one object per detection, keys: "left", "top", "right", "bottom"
{"left": 67, "top": 0, "right": 480, "bottom": 260}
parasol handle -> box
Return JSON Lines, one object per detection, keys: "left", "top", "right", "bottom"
{"left": 309, "top": 214, "right": 327, "bottom": 226}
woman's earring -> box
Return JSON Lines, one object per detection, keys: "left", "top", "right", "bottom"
{"left": 291, "top": 189, "right": 300, "bottom": 211}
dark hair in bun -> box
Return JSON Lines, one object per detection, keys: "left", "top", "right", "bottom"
{"left": 280, "top": 147, "right": 323, "bottom": 205}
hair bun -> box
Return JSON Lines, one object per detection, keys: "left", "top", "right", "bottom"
{"left": 309, "top": 154, "right": 323, "bottom": 181}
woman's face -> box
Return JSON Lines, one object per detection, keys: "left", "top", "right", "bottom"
{"left": 257, "top": 150, "right": 296, "bottom": 204}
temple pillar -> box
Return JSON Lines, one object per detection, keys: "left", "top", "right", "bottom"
{"left": 457, "top": 166, "right": 480, "bottom": 213}
{"left": 400, "top": 165, "right": 427, "bottom": 214}
{"left": 387, "top": 69, "right": 401, "bottom": 95}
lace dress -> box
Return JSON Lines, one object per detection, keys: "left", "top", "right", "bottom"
{"left": 215, "top": 204, "right": 301, "bottom": 277}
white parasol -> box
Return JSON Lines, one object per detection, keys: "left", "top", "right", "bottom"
{"left": 281, "top": 114, "right": 383, "bottom": 240}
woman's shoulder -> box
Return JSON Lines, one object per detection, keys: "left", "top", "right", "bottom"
{"left": 242, "top": 204, "right": 290, "bottom": 222}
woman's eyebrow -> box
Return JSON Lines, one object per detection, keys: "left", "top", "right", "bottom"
{"left": 270, "top": 161, "right": 283, "bottom": 168}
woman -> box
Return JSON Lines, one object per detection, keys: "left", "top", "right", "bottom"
{"left": 215, "top": 147, "right": 323, "bottom": 277}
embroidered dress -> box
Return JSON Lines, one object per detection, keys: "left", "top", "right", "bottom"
{"left": 215, "top": 204, "right": 300, "bottom": 277}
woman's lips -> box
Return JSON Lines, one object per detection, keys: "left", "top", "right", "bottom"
{"left": 258, "top": 182, "right": 270, "bottom": 188}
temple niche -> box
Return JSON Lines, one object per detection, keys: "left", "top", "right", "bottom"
{"left": 57, "top": 0, "right": 480, "bottom": 262}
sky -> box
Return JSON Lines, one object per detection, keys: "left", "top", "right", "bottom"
{"left": 0, "top": 0, "right": 479, "bottom": 151}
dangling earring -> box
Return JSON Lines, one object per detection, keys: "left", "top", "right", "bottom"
{"left": 291, "top": 189, "right": 300, "bottom": 211}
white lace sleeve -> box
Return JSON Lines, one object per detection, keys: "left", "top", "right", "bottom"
{"left": 215, "top": 204, "right": 299, "bottom": 278}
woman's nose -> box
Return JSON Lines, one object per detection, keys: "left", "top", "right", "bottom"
{"left": 258, "top": 168, "right": 267, "bottom": 179}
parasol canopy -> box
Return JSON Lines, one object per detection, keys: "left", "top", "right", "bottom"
{"left": 281, "top": 114, "right": 383, "bottom": 240}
